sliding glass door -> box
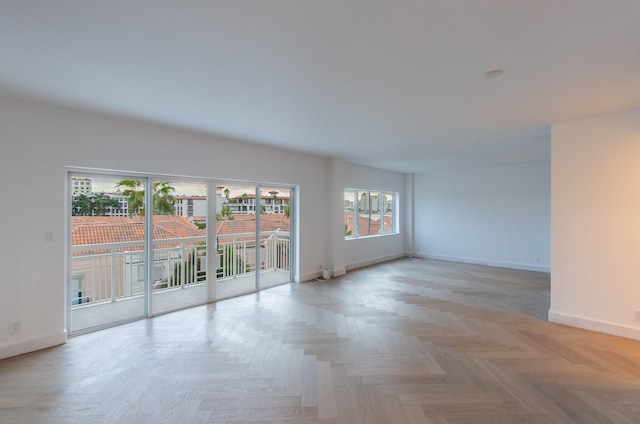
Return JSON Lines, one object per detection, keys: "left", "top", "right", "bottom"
{"left": 215, "top": 183, "right": 258, "bottom": 299}
{"left": 69, "top": 173, "right": 147, "bottom": 333}
{"left": 151, "top": 179, "right": 209, "bottom": 314}
{"left": 214, "top": 183, "right": 293, "bottom": 298}
{"left": 68, "top": 171, "right": 295, "bottom": 334}
{"left": 258, "top": 186, "right": 292, "bottom": 289}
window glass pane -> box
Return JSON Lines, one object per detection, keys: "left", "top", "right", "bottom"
{"left": 151, "top": 179, "right": 208, "bottom": 315}
{"left": 259, "top": 186, "right": 292, "bottom": 289}
{"left": 70, "top": 174, "right": 146, "bottom": 333}
{"left": 216, "top": 183, "right": 258, "bottom": 299}
{"left": 383, "top": 192, "right": 394, "bottom": 234}
{"left": 357, "top": 191, "right": 371, "bottom": 236}
{"left": 344, "top": 190, "right": 355, "bottom": 237}
{"left": 371, "top": 191, "right": 382, "bottom": 234}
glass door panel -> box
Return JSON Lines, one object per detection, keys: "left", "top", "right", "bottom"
{"left": 215, "top": 183, "right": 258, "bottom": 299}
{"left": 151, "top": 179, "right": 209, "bottom": 315}
{"left": 258, "top": 186, "right": 292, "bottom": 289}
{"left": 69, "top": 174, "right": 146, "bottom": 333}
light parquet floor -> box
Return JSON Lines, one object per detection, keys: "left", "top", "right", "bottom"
{"left": 2, "top": 258, "right": 640, "bottom": 423}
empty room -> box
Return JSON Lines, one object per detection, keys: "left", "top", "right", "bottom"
{"left": 1, "top": 1, "right": 640, "bottom": 423}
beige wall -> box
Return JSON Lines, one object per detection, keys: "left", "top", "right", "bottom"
{"left": 550, "top": 108, "right": 640, "bottom": 339}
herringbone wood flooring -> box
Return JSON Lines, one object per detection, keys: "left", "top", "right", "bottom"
{"left": 2, "top": 258, "right": 640, "bottom": 423}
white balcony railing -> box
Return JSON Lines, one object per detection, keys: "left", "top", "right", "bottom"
{"left": 70, "top": 231, "right": 290, "bottom": 307}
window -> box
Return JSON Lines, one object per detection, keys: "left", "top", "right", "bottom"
{"left": 344, "top": 189, "right": 398, "bottom": 238}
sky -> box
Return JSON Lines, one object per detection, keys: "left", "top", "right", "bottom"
{"left": 82, "top": 175, "right": 289, "bottom": 198}
{"left": 88, "top": 176, "right": 207, "bottom": 196}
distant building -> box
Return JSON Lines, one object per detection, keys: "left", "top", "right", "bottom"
{"left": 226, "top": 193, "right": 289, "bottom": 215}
{"left": 175, "top": 195, "right": 207, "bottom": 219}
{"left": 104, "top": 193, "right": 129, "bottom": 216}
{"left": 71, "top": 177, "right": 92, "bottom": 195}
{"left": 358, "top": 192, "right": 380, "bottom": 213}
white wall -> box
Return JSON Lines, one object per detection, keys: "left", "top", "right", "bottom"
{"left": 343, "top": 163, "right": 406, "bottom": 270}
{"left": 413, "top": 162, "right": 551, "bottom": 272}
{"left": 0, "top": 93, "right": 348, "bottom": 358}
{"left": 550, "top": 109, "right": 640, "bottom": 340}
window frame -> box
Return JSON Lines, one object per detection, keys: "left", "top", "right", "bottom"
{"left": 344, "top": 188, "right": 398, "bottom": 239}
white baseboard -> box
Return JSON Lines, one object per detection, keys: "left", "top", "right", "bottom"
{"left": 345, "top": 253, "right": 406, "bottom": 272}
{"left": 549, "top": 311, "right": 640, "bottom": 341}
{"left": 332, "top": 267, "right": 347, "bottom": 277}
{"left": 301, "top": 254, "right": 405, "bottom": 282}
{"left": 414, "top": 252, "right": 550, "bottom": 273}
{"left": 300, "top": 266, "right": 346, "bottom": 282}
{"left": 0, "top": 330, "right": 67, "bottom": 360}
{"left": 300, "top": 271, "right": 320, "bottom": 282}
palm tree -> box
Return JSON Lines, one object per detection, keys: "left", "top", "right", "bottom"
{"left": 106, "top": 196, "right": 122, "bottom": 214}
{"left": 153, "top": 181, "right": 176, "bottom": 215}
{"left": 91, "top": 193, "right": 109, "bottom": 216}
{"left": 116, "top": 180, "right": 175, "bottom": 216}
{"left": 115, "top": 180, "right": 145, "bottom": 215}
{"left": 72, "top": 192, "right": 121, "bottom": 216}
{"left": 72, "top": 194, "right": 92, "bottom": 216}
{"left": 220, "top": 205, "right": 233, "bottom": 219}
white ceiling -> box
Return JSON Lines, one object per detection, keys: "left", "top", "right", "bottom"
{"left": 1, "top": 1, "right": 639, "bottom": 173}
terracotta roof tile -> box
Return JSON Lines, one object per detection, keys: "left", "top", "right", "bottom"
{"left": 216, "top": 214, "right": 290, "bottom": 243}
{"left": 72, "top": 214, "right": 289, "bottom": 253}
{"left": 72, "top": 215, "right": 204, "bottom": 254}
{"left": 344, "top": 212, "right": 393, "bottom": 236}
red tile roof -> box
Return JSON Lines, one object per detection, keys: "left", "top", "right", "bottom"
{"left": 72, "top": 215, "right": 202, "bottom": 245}
{"left": 344, "top": 212, "right": 393, "bottom": 236}
{"left": 72, "top": 215, "right": 204, "bottom": 254}
{"left": 216, "top": 214, "right": 290, "bottom": 243}
{"left": 216, "top": 214, "right": 289, "bottom": 234}
{"left": 72, "top": 214, "right": 290, "bottom": 253}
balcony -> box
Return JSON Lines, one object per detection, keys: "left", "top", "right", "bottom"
{"left": 70, "top": 230, "right": 290, "bottom": 332}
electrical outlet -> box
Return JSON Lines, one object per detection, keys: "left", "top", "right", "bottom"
{"left": 9, "top": 320, "right": 21, "bottom": 334}
{"left": 634, "top": 311, "right": 640, "bottom": 322}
